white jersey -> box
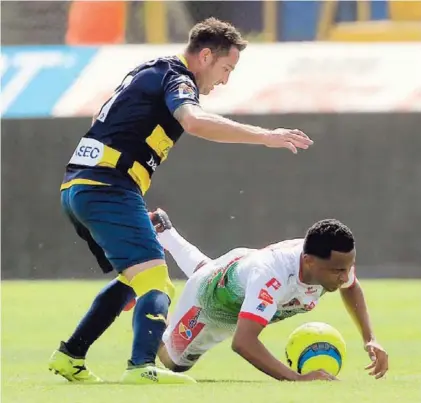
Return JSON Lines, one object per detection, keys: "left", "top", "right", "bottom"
{"left": 162, "top": 237, "right": 356, "bottom": 367}
{"left": 196, "top": 239, "right": 356, "bottom": 328}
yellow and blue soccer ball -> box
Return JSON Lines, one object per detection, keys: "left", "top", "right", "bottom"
{"left": 285, "top": 322, "right": 346, "bottom": 376}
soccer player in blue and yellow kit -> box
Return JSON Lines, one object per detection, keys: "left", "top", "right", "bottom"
{"left": 49, "top": 18, "right": 313, "bottom": 384}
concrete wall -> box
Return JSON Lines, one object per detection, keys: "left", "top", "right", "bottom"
{"left": 2, "top": 113, "right": 421, "bottom": 279}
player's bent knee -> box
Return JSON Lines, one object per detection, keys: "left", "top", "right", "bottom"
{"left": 158, "top": 346, "right": 192, "bottom": 373}
{"left": 122, "top": 261, "right": 175, "bottom": 300}
{"left": 172, "top": 364, "right": 192, "bottom": 373}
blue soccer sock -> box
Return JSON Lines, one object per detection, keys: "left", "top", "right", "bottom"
{"left": 63, "top": 278, "right": 135, "bottom": 358}
{"left": 130, "top": 290, "right": 170, "bottom": 366}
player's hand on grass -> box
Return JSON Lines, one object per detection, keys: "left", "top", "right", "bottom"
{"left": 364, "top": 340, "right": 389, "bottom": 379}
{"left": 297, "top": 369, "right": 339, "bottom": 382}
{"left": 263, "top": 128, "right": 313, "bottom": 153}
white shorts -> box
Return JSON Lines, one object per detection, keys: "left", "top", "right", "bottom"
{"left": 162, "top": 249, "right": 250, "bottom": 368}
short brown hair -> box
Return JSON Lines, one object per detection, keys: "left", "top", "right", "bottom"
{"left": 187, "top": 17, "right": 248, "bottom": 56}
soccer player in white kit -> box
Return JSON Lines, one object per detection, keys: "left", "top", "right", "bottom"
{"left": 125, "top": 209, "right": 389, "bottom": 382}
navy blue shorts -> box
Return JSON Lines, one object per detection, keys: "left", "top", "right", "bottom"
{"left": 61, "top": 185, "right": 165, "bottom": 273}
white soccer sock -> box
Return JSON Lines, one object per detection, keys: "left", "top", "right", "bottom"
{"left": 158, "top": 228, "right": 210, "bottom": 278}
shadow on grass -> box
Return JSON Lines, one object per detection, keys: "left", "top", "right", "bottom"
{"left": 197, "top": 379, "right": 267, "bottom": 384}
{"left": 53, "top": 379, "right": 267, "bottom": 386}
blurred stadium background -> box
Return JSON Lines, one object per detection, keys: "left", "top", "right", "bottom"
{"left": 1, "top": 0, "right": 421, "bottom": 281}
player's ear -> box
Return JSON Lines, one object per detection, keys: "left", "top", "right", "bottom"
{"left": 198, "top": 48, "right": 213, "bottom": 66}
{"left": 302, "top": 254, "right": 315, "bottom": 267}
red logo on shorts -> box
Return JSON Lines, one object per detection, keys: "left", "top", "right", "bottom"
{"left": 178, "top": 322, "right": 193, "bottom": 340}
{"left": 170, "top": 306, "right": 204, "bottom": 354}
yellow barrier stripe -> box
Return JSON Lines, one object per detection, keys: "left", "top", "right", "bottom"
{"left": 144, "top": 1, "right": 168, "bottom": 44}
{"left": 317, "top": 0, "right": 338, "bottom": 40}
{"left": 263, "top": 0, "right": 277, "bottom": 42}
{"left": 357, "top": 0, "right": 370, "bottom": 21}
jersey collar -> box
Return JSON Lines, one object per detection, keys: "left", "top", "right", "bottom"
{"left": 298, "top": 253, "right": 306, "bottom": 283}
{"left": 177, "top": 54, "right": 189, "bottom": 68}
{"left": 297, "top": 254, "right": 323, "bottom": 291}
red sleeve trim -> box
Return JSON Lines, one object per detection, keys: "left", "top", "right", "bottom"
{"left": 342, "top": 266, "right": 358, "bottom": 289}
{"left": 342, "top": 274, "right": 358, "bottom": 289}
{"left": 239, "top": 312, "right": 269, "bottom": 326}
{"left": 347, "top": 275, "right": 357, "bottom": 289}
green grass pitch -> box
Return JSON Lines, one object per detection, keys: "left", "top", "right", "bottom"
{"left": 2, "top": 279, "right": 421, "bottom": 403}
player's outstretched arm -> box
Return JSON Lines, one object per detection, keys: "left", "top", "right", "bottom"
{"left": 174, "top": 104, "right": 313, "bottom": 154}
{"left": 340, "top": 280, "right": 389, "bottom": 379}
{"left": 231, "top": 318, "right": 337, "bottom": 382}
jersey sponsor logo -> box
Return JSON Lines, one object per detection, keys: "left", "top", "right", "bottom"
{"left": 170, "top": 306, "right": 205, "bottom": 354}
{"left": 282, "top": 298, "right": 301, "bottom": 308}
{"left": 258, "top": 289, "right": 274, "bottom": 304}
{"left": 188, "top": 308, "right": 202, "bottom": 329}
{"left": 265, "top": 277, "right": 281, "bottom": 290}
{"left": 305, "top": 287, "right": 317, "bottom": 295}
{"left": 140, "top": 368, "right": 158, "bottom": 382}
{"left": 304, "top": 301, "right": 316, "bottom": 311}
{"left": 69, "top": 138, "right": 104, "bottom": 166}
{"left": 256, "top": 300, "right": 269, "bottom": 312}
{"left": 272, "top": 293, "right": 317, "bottom": 322}
{"left": 178, "top": 82, "right": 196, "bottom": 99}
{"left": 146, "top": 155, "right": 158, "bottom": 171}
{"left": 282, "top": 298, "right": 316, "bottom": 311}
{"left": 178, "top": 322, "right": 193, "bottom": 340}
{"left": 173, "top": 75, "right": 195, "bottom": 85}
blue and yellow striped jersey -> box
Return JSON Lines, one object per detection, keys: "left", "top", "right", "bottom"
{"left": 61, "top": 55, "right": 200, "bottom": 194}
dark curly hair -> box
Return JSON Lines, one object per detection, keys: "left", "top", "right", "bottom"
{"left": 303, "top": 219, "right": 355, "bottom": 259}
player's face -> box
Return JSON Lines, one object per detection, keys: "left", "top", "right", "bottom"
{"left": 305, "top": 250, "right": 356, "bottom": 292}
{"left": 197, "top": 46, "right": 240, "bottom": 95}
